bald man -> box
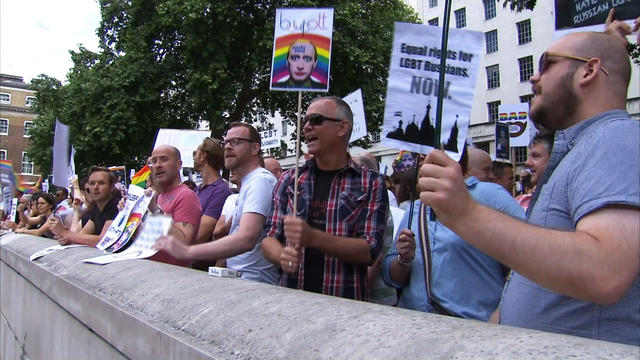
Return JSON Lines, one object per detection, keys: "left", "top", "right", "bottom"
{"left": 149, "top": 145, "right": 202, "bottom": 267}
{"left": 417, "top": 32, "right": 639, "bottom": 345}
{"left": 465, "top": 147, "right": 493, "bottom": 182}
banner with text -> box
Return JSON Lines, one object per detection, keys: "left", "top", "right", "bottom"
{"left": 555, "top": 0, "right": 639, "bottom": 30}
{"left": 260, "top": 129, "right": 281, "bottom": 150}
{"left": 381, "top": 22, "right": 483, "bottom": 161}
{"left": 270, "top": 8, "right": 334, "bottom": 92}
{"left": 498, "top": 103, "right": 537, "bottom": 147}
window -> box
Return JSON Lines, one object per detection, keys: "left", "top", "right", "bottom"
{"left": 429, "top": 0, "right": 438, "bottom": 8}
{"left": 454, "top": 8, "right": 466, "bottom": 28}
{"left": 428, "top": 17, "right": 439, "bottom": 26}
{"left": 474, "top": 142, "right": 491, "bottom": 154}
{"left": 0, "top": 93, "right": 10, "bottom": 104}
{"left": 485, "top": 30, "right": 498, "bottom": 54}
{"left": 23, "top": 121, "right": 33, "bottom": 137}
{"left": 483, "top": 0, "right": 497, "bottom": 20}
{"left": 518, "top": 56, "right": 534, "bottom": 82}
{"left": 517, "top": 19, "right": 532, "bottom": 45}
{"left": 0, "top": 118, "right": 7, "bottom": 135}
{"left": 0, "top": 150, "right": 6, "bottom": 161}
{"left": 281, "top": 120, "right": 288, "bottom": 136}
{"left": 514, "top": 146, "right": 528, "bottom": 163}
{"left": 26, "top": 96, "right": 36, "bottom": 107}
{"left": 370, "top": 132, "right": 381, "bottom": 142}
{"left": 487, "top": 101, "right": 501, "bottom": 123}
{"left": 520, "top": 94, "right": 534, "bottom": 103}
{"left": 21, "top": 152, "right": 34, "bottom": 174}
{"left": 486, "top": 64, "right": 500, "bottom": 89}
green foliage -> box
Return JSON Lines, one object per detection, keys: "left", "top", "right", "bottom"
{"left": 29, "top": 0, "right": 419, "bottom": 176}
{"left": 502, "top": 0, "right": 536, "bottom": 12}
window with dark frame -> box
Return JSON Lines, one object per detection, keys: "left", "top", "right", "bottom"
{"left": 454, "top": 8, "right": 466, "bottom": 29}
{"left": 486, "top": 65, "right": 500, "bottom": 89}
{"left": 485, "top": 30, "right": 498, "bottom": 54}
{"left": 514, "top": 146, "right": 528, "bottom": 163}
{"left": 518, "top": 56, "right": 534, "bottom": 82}
{"left": 474, "top": 142, "right": 491, "bottom": 154}
{"left": 429, "top": 0, "right": 438, "bottom": 8}
{"left": 487, "top": 101, "right": 501, "bottom": 123}
{"left": 0, "top": 150, "right": 6, "bottom": 161}
{"left": 428, "top": 17, "right": 439, "bottom": 26}
{"left": 281, "top": 120, "right": 288, "bottom": 136}
{"left": 517, "top": 19, "right": 532, "bottom": 45}
{"left": 520, "top": 94, "right": 534, "bottom": 103}
{"left": 483, "top": 0, "right": 497, "bottom": 20}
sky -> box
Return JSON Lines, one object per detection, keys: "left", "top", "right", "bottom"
{"left": 1, "top": 0, "right": 101, "bottom": 83}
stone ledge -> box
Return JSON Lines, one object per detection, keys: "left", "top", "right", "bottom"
{"left": 1, "top": 233, "right": 638, "bottom": 359}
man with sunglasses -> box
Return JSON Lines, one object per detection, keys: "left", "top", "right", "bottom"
{"left": 262, "top": 96, "right": 388, "bottom": 301}
{"left": 157, "top": 123, "right": 279, "bottom": 283}
{"left": 417, "top": 31, "right": 639, "bottom": 345}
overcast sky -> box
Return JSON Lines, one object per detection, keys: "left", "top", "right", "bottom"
{"left": 1, "top": 0, "right": 101, "bottom": 83}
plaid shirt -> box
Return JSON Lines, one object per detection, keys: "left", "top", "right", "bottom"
{"left": 264, "top": 158, "right": 388, "bottom": 300}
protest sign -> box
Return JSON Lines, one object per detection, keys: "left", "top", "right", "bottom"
{"left": 83, "top": 215, "right": 172, "bottom": 265}
{"left": 53, "top": 119, "right": 70, "bottom": 188}
{"left": 0, "top": 160, "right": 15, "bottom": 216}
{"left": 498, "top": 103, "right": 537, "bottom": 147}
{"left": 260, "top": 129, "right": 281, "bottom": 150}
{"left": 97, "top": 185, "right": 148, "bottom": 251}
{"left": 105, "top": 190, "right": 153, "bottom": 253}
{"left": 154, "top": 129, "right": 210, "bottom": 169}
{"left": 9, "top": 198, "right": 18, "bottom": 224}
{"left": 555, "top": 0, "right": 639, "bottom": 30}
{"left": 382, "top": 23, "right": 483, "bottom": 161}
{"left": 344, "top": 89, "right": 367, "bottom": 143}
{"left": 495, "top": 122, "right": 511, "bottom": 161}
{"left": 270, "top": 8, "right": 334, "bottom": 92}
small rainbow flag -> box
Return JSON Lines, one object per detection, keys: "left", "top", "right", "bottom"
{"left": 16, "top": 175, "right": 41, "bottom": 194}
{"left": 271, "top": 33, "right": 331, "bottom": 85}
{"left": 131, "top": 165, "right": 150, "bottom": 188}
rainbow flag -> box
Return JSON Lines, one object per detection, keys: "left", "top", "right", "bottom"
{"left": 16, "top": 175, "right": 41, "bottom": 194}
{"left": 271, "top": 33, "right": 331, "bottom": 85}
{"left": 131, "top": 165, "right": 150, "bottom": 188}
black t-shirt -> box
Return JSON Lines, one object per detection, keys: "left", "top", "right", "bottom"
{"left": 88, "top": 197, "right": 119, "bottom": 235}
{"left": 303, "top": 169, "right": 340, "bottom": 294}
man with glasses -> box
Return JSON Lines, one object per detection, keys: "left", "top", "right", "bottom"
{"left": 157, "top": 123, "right": 279, "bottom": 283}
{"left": 417, "top": 31, "right": 639, "bottom": 345}
{"left": 261, "top": 96, "right": 388, "bottom": 301}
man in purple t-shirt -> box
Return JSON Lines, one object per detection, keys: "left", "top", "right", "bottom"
{"left": 192, "top": 138, "right": 231, "bottom": 270}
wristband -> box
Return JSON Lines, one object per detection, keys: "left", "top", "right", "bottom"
{"left": 397, "top": 253, "right": 412, "bottom": 267}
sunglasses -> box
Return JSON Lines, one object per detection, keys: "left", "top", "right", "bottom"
{"left": 538, "top": 51, "right": 609, "bottom": 76}
{"left": 303, "top": 113, "right": 344, "bottom": 127}
{"left": 222, "top": 137, "right": 255, "bottom": 147}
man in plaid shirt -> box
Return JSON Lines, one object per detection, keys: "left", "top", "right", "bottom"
{"left": 262, "top": 96, "right": 388, "bottom": 301}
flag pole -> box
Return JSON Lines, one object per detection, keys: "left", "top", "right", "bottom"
{"left": 293, "top": 91, "right": 303, "bottom": 216}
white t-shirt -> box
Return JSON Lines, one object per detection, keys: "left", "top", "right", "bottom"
{"left": 220, "top": 193, "right": 239, "bottom": 221}
{"left": 226, "top": 167, "right": 279, "bottom": 284}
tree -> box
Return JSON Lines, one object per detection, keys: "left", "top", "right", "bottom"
{"left": 29, "top": 0, "right": 420, "bottom": 176}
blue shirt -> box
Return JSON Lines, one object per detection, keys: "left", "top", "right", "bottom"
{"left": 500, "top": 110, "right": 640, "bottom": 346}
{"left": 382, "top": 177, "right": 524, "bottom": 320}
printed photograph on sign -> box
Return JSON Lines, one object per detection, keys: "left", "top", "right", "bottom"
{"left": 495, "top": 122, "right": 510, "bottom": 161}
{"left": 381, "top": 22, "right": 483, "bottom": 161}
{"left": 270, "top": 8, "right": 334, "bottom": 92}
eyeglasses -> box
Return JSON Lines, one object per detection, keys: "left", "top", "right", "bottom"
{"left": 538, "top": 51, "right": 608, "bottom": 76}
{"left": 303, "top": 113, "right": 344, "bottom": 127}
{"left": 222, "top": 137, "right": 255, "bottom": 147}
{"left": 84, "top": 188, "right": 90, "bottom": 192}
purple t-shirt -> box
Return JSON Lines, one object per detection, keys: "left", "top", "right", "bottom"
{"left": 195, "top": 178, "right": 231, "bottom": 221}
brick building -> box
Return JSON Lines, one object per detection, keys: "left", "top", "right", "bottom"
{"left": 0, "top": 74, "right": 40, "bottom": 186}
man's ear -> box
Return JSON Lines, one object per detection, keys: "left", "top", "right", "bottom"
{"left": 251, "top": 143, "right": 261, "bottom": 156}
{"left": 578, "top": 58, "right": 603, "bottom": 86}
{"left": 336, "top": 121, "right": 349, "bottom": 138}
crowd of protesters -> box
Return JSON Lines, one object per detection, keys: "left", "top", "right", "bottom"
{"left": 1, "top": 26, "right": 639, "bottom": 347}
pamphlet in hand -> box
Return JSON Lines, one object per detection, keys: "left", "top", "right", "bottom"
{"left": 82, "top": 215, "right": 172, "bottom": 265}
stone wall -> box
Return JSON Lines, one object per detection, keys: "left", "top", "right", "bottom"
{"left": 1, "top": 233, "right": 638, "bottom": 359}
